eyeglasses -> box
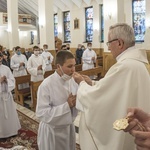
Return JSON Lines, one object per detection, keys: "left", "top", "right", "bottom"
{"left": 106, "top": 39, "right": 118, "bottom": 46}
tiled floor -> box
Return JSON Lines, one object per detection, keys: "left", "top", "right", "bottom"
{"left": 15, "top": 103, "right": 81, "bottom": 145}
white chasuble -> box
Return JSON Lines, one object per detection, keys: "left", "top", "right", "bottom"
{"left": 77, "top": 47, "right": 150, "bottom": 150}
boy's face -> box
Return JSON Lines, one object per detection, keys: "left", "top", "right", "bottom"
{"left": 61, "top": 58, "right": 76, "bottom": 76}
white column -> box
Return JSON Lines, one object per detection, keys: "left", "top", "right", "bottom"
{"left": 7, "top": 0, "right": 19, "bottom": 49}
{"left": 103, "top": 0, "right": 125, "bottom": 52}
{"left": 38, "top": 0, "right": 55, "bottom": 50}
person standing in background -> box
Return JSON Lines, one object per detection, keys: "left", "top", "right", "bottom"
{"left": 23, "top": 48, "right": 32, "bottom": 60}
{"left": 0, "top": 53, "right": 21, "bottom": 140}
{"left": 10, "top": 46, "right": 28, "bottom": 89}
{"left": 82, "top": 42, "right": 97, "bottom": 70}
{"left": 27, "top": 46, "right": 46, "bottom": 82}
{"left": 76, "top": 44, "right": 84, "bottom": 64}
{"left": 41, "top": 44, "right": 54, "bottom": 71}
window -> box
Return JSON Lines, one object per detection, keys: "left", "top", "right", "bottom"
{"left": 54, "top": 14, "right": 58, "bottom": 37}
{"left": 132, "top": 0, "right": 146, "bottom": 42}
{"left": 100, "top": 4, "right": 104, "bottom": 42}
{"left": 63, "top": 11, "right": 71, "bottom": 43}
{"left": 85, "top": 6, "right": 93, "bottom": 42}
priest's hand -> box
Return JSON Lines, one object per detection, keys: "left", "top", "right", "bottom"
{"left": 72, "top": 72, "right": 84, "bottom": 84}
{"left": 81, "top": 75, "right": 92, "bottom": 86}
{"left": 67, "top": 93, "right": 76, "bottom": 108}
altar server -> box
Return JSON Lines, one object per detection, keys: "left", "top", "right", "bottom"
{"left": 27, "top": 46, "right": 46, "bottom": 82}
{"left": 0, "top": 53, "right": 21, "bottom": 139}
{"left": 36, "top": 50, "right": 78, "bottom": 150}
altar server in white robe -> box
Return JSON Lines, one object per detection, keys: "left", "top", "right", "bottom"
{"left": 27, "top": 46, "right": 46, "bottom": 82}
{"left": 73, "top": 23, "right": 150, "bottom": 150}
{"left": 41, "top": 44, "right": 54, "bottom": 71}
{"left": 82, "top": 42, "right": 97, "bottom": 71}
{"left": 36, "top": 50, "right": 78, "bottom": 150}
{"left": 10, "top": 46, "right": 28, "bottom": 89}
{"left": 0, "top": 54, "right": 21, "bottom": 138}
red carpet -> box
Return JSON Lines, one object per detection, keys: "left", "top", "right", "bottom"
{"left": 0, "top": 110, "right": 38, "bottom": 149}
{"left": 0, "top": 110, "right": 80, "bottom": 150}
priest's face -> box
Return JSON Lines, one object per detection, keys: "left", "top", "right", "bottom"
{"left": 60, "top": 58, "right": 76, "bottom": 76}
{"left": 107, "top": 34, "right": 120, "bottom": 58}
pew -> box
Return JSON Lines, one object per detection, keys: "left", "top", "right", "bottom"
{"left": 30, "top": 81, "right": 42, "bottom": 111}
{"left": 15, "top": 74, "right": 31, "bottom": 105}
{"left": 75, "top": 64, "right": 82, "bottom": 71}
{"left": 31, "top": 69, "right": 55, "bottom": 111}
{"left": 44, "top": 70, "right": 55, "bottom": 78}
{"left": 78, "top": 66, "right": 103, "bottom": 79}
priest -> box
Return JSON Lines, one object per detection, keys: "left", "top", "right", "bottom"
{"left": 73, "top": 23, "right": 150, "bottom": 150}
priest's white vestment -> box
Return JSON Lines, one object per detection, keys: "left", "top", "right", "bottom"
{"left": 27, "top": 54, "right": 46, "bottom": 82}
{"left": 77, "top": 47, "right": 150, "bottom": 150}
{"left": 0, "top": 65, "right": 21, "bottom": 138}
{"left": 36, "top": 71, "right": 78, "bottom": 150}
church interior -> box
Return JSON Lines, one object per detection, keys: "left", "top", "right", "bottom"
{"left": 0, "top": 0, "right": 150, "bottom": 149}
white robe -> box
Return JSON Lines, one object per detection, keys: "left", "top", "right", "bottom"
{"left": 10, "top": 54, "right": 28, "bottom": 89}
{"left": 36, "top": 71, "right": 78, "bottom": 150}
{"left": 41, "top": 51, "right": 54, "bottom": 71}
{"left": 27, "top": 54, "right": 46, "bottom": 82}
{"left": 0, "top": 65, "right": 21, "bottom": 138}
{"left": 82, "top": 48, "right": 97, "bottom": 70}
{"left": 76, "top": 47, "right": 150, "bottom": 150}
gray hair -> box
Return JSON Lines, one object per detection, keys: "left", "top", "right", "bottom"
{"left": 109, "top": 23, "right": 135, "bottom": 48}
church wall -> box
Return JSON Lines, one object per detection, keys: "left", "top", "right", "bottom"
{"left": 0, "top": 0, "right": 150, "bottom": 50}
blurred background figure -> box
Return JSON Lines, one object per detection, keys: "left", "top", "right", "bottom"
{"left": 76, "top": 44, "right": 83, "bottom": 65}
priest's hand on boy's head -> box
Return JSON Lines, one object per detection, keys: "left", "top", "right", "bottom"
{"left": 72, "top": 72, "right": 84, "bottom": 84}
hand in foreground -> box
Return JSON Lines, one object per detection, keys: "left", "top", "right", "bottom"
{"left": 67, "top": 93, "right": 76, "bottom": 108}
{"left": 132, "top": 130, "right": 150, "bottom": 150}
{"left": 72, "top": 72, "right": 84, "bottom": 84}
{"left": 81, "top": 75, "right": 92, "bottom": 86}
{"left": 124, "top": 108, "right": 150, "bottom": 150}
{"left": 124, "top": 108, "right": 150, "bottom": 133}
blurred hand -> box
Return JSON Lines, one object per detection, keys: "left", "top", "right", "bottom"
{"left": 92, "top": 57, "right": 95, "bottom": 61}
{"left": 132, "top": 130, "right": 150, "bottom": 150}
{"left": 48, "top": 56, "right": 50, "bottom": 60}
{"left": 125, "top": 108, "right": 150, "bottom": 132}
{"left": 82, "top": 75, "right": 92, "bottom": 86}
{"left": 19, "top": 62, "right": 24, "bottom": 67}
{"left": 0, "top": 75, "right": 7, "bottom": 83}
{"left": 38, "top": 65, "right": 42, "bottom": 70}
{"left": 72, "top": 72, "right": 84, "bottom": 84}
{"left": 67, "top": 93, "right": 76, "bottom": 108}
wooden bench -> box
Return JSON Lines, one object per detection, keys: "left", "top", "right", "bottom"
{"left": 75, "top": 64, "right": 82, "bottom": 71}
{"left": 30, "top": 81, "right": 42, "bottom": 111}
{"left": 78, "top": 66, "right": 103, "bottom": 79}
{"left": 44, "top": 69, "right": 55, "bottom": 78}
{"left": 15, "top": 74, "right": 31, "bottom": 106}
